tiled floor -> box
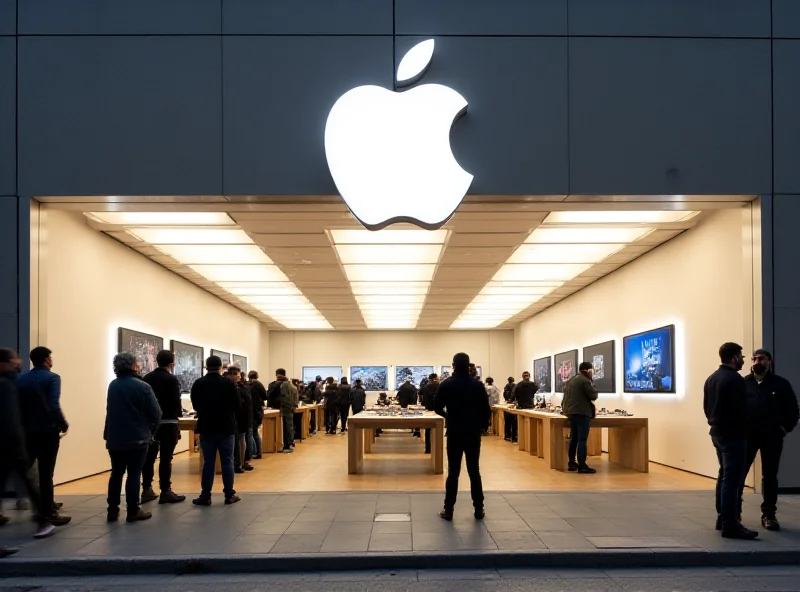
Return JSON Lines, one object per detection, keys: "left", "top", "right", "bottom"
{"left": 1, "top": 491, "right": 798, "bottom": 558}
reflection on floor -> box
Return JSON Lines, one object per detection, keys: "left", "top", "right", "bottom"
{"left": 56, "top": 431, "right": 715, "bottom": 495}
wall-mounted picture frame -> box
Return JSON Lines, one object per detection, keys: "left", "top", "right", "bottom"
{"left": 583, "top": 340, "right": 616, "bottom": 393}
{"left": 395, "top": 365, "right": 435, "bottom": 388}
{"left": 349, "top": 366, "right": 388, "bottom": 391}
{"left": 623, "top": 325, "right": 675, "bottom": 393}
{"left": 170, "top": 340, "right": 203, "bottom": 393}
{"left": 554, "top": 349, "right": 578, "bottom": 393}
{"left": 118, "top": 328, "right": 163, "bottom": 375}
{"left": 211, "top": 349, "right": 231, "bottom": 365}
{"left": 302, "top": 366, "right": 343, "bottom": 384}
{"left": 440, "top": 365, "right": 452, "bottom": 380}
{"left": 232, "top": 354, "right": 247, "bottom": 374}
{"left": 533, "top": 356, "right": 552, "bottom": 393}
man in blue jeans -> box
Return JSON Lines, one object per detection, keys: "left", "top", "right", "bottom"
{"left": 704, "top": 342, "right": 757, "bottom": 540}
{"left": 562, "top": 362, "right": 599, "bottom": 474}
{"left": 190, "top": 356, "right": 241, "bottom": 506}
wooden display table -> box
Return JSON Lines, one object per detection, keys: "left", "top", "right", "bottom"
{"left": 347, "top": 411, "right": 445, "bottom": 475}
{"left": 261, "top": 409, "right": 282, "bottom": 453}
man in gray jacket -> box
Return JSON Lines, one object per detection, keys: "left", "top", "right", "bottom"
{"left": 104, "top": 352, "right": 162, "bottom": 523}
{"left": 561, "top": 362, "right": 599, "bottom": 474}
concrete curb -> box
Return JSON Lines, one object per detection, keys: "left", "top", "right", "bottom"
{"left": 2, "top": 548, "right": 800, "bottom": 577}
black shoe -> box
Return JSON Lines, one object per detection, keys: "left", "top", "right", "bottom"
{"left": 721, "top": 525, "right": 758, "bottom": 540}
{"left": 577, "top": 465, "right": 597, "bottom": 474}
{"left": 54, "top": 502, "right": 64, "bottom": 510}
{"left": 439, "top": 509, "right": 453, "bottom": 521}
{"left": 0, "top": 547, "right": 19, "bottom": 558}
{"left": 425, "top": 449, "right": 431, "bottom": 454}
{"left": 568, "top": 461, "right": 579, "bottom": 472}
{"left": 762, "top": 516, "right": 781, "bottom": 531}
{"left": 243, "top": 463, "right": 255, "bottom": 471}
{"left": 225, "top": 495, "right": 241, "bottom": 505}
{"left": 474, "top": 507, "right": 485, "bottom": 520}
{"left": 234, "top": 468, "right": 245, "bottom": 474}
{"left": 192, "top": 497, "right": 212, "bottom": 507}
{"left": 140, "top": 487, "right": 158, "bottom": 504}
{"left": 254, "top": 455, "right": 263, "bottom": 460}
{"left": 107, "top": 509, "right": 119, "bottom": 522}
{"left": 159, "top": 491, "right": 186, "bottom": 504}
{"left": 0, "top": 515, "right": 9, "bottom": 527}
{"left": 715, "top": 516, "right": 722, "bottom": 531}
{"left": 126, "top": 509, "right": 152, "bottom": 523}
{"left": 49, "top": 514, "right": 72, "bottom": 526}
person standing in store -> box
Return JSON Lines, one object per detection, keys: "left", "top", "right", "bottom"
{"left": 279, "top": 370, "right": 298, "bottom": 452}
{"left": 351, "top": 379, "right": 367, "bottom": 416}
{"left": 229, "top": 366, "right": 254, "bottom": 473}
{"left": 140, "top": 350, "right": 185, "bottom": 505}
{"left": 337, "top": 377, "right": 352, "bottom": 433}
{"left": 190, "top": 355, "right": 241, "bottom": 506}
{"left": 562, "top": 362, "right": 599, "bottom": 474}
{"left": 421, "top": 373, "right": 440, "bottom": 454}
{"left": 248, "top": 371, "right": 267, "bottom": 458}
{"left": 704, "top": 342, "right": 757, "bottom": 540}
{"left": 435, "top": 353, "right": 491, "bottom": 521}
{"left": 16, "top": 346, "right": 71, "bottom": 525}
{"left": 323, "top": 377, "right": 338, "bottom": 434}
{"left": 104, "top": 352, "right": 162, "bottom": 523}
{"left": 509, "top": 371, "right": 538, "bottom": 443}
{"left": 397, "top": 379, "right": 420, "bottom": 436}
{"left": 503, "top": 376, "right": 516, "bottom": 441}
{"left": 0, "top": 348, "right": 56, "bottom": 540}
{"left": 740, "top": 349, "right": 799, "bottom": 531}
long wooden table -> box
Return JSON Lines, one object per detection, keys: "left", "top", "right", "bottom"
{"left": 347, "top": 410, "right": 445, "bottom": 475}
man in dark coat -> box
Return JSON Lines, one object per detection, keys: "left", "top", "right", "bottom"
{"left": 248, "top": 371, "right": 268, "bottom": 456}
{"left": 351, "top": 379, "right": 367, "bottom": 415}
{"left": 337, "top": 377, "right": 352, "bottom": 433}
{"left": 562, "top": 362, "right": 599, "bottom": 473}
{"left": 397, "top": 380, "right": 419, "bottom": 408}
{"left": 420, "top": 373, "right": 440, "bottom": 454}
{"left": 230, "top": 366, "right": 254, "bottom": 473}
{"left": 503, "top": 377, "right": 516, "bottom": 441}
{"left": 435, "top": 353, "right": 491, "bottom": 521}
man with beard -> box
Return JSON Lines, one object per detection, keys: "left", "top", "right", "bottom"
{"left": 740, "top": 349, "right": 799, "bottom": 531}
{"left": 704, "top": 342, "right": 757, "bottom": 540}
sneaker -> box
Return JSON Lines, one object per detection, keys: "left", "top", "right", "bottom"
{"left": 159, "top": 491, "right": 186, "bottom": 504}
{"left": 577, "top": 465, "right": 597, "bottom": 474}
{"left": 0, "top": 515, "right": 9, "bottom": 527}
{"left": 192, "top": 497, "right": 212, "bottom": 507}
{"left": 33, "top": 523, "right": 55, "bottom": 539}
{"left": 474, "top": 507, "right": 485, "bottom": 520}
{"left": 281, "top": 448, "right": 294, "bottom": 454}
{"left": 107, "top": 510, "right": 119, "bottom": 523}
{"left": 54, "top": 502, "right": 63, "bottom": 510}
{"left": 126, "top": 510, "right": 152, "bottom": 523}
{"left": 439, "top": 509, "right": 453, "bottom": 521}
{"left": 762, "top": 516, "right": 781, "bottom": 531}
{"left": 721, "top": 525, "right": 758, "bottom": 540}
{"left": 424, "top": 449, "right": 431, "bottom": 454}
{"left": 225, "top": 495, "right": 241, "bottom": 505}
{"left": 140, "top": 487, "right": 158, "bottom": 504}
{"left": 234, "top": 468, "right": 245, "bottom": 474}
{"left": 16, "top": 499, "right": 29, "bottom": 511}
{"left": 568, "top": 461, "right": 579, "bottom": 472}
{"left": 715, "top": 516, "right": 722, "bottom": 531}
{"left": 49, "top": 514, "right": 72, "bottom": 526}
{"left": 0, "top": 547, "right": 19, "bottom": 558}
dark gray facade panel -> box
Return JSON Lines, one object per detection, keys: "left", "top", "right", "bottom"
{"left": 773, "top": 0, "right": 800, "bottom": 38}
{"left": 569, "top": 38, "right": 772, "bottom": 195}
{"left": 773, "top": 42, "right": 800, "bottom": 194}
{"left": 569, "top": 0, "right": 770, "bottom": 38}
{"left": 395, "top": 0, "right": 567, "bottom": 36}
{"left": 223, "top": 36, "right": 392, "bottom": 195}
{"left": 223, "top": 0, "right": 392, "bottom": 34}
{"left": 0, "top": 38, "right": 14, "bottom": 196}
{"left": 0, "top": 197, "right": 17, "bottom": 317}
{"left": 0, "top": 0, "right": 14, "bottom": 35}
{"left": 772, "top": 196, "right": 800, "bottom": 308}
{"left": 773, "top": 304, "right": 800, "bottom": 488}
{"left": 0, "top": 314, "right": 17, "bottom": 352}
{"left": 18, "top": 0, "right": 221, "bottom": 34}
{"left": 18, "top": 37, "right": 223, "bottom": 197}
{"left": 396, "top": 36, "right": 568, "bottom": 195}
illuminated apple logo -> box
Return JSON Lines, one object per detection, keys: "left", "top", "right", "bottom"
{"left": 324, "top": 39, "right": 473, "bottom": 231}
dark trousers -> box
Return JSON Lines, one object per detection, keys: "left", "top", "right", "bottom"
{"left": 568, "top": 415, "right": 592, "bottom": 466}
{"left": 505, "top": 413, "right": 518, "bottom": 441}
{"left": 233, "top": 432, "right": 246, "bottom": 469}
{"left": 25, "top": 429, "right": 60, "bottom": 518}
{"left": 198, "top": 434, "right": 235, "bottom": 500}
{"left": 425, "top": 428, "right": 432, "bottom": 453}
{"left": 282, "top": 415, "right": 295, "bottom": 450}
{"left": 0, "top": 457, "right": 45, "bottom": 525}
{"left": 444, "top": 433, "right": 484, "bottom": 511}
{"left": 252, "top": 422, "right": 263, "bottom": 456}
{"left": 142, "top": 423, "right": 179, "bottom": 493}
{"left": 293, "top": 412, "right": 303, "bottom": 441}
{"left": 712, "top": 436, "right": 747, "bottom": 530}
{"left": 309, "top": 410, "right": 316, "bottom": 433}
{"left": 339, "top": 404, "right": 350, "bottom": 431}
{"left": 740, "top": 432, "right": 785, "bottom": 518}
{"left": 325, "top": 406, "right": 338, "bottom": 433}
{"left": 107, "top": 447, "right": 148, "bottom": 513}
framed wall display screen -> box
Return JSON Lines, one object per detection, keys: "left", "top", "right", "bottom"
{"left": 118, "top": 328, "right": 163, "bottom": 375}
{"left": 302, "top": 366, "right": 343, "bottom": 384}
{"left": 349, "top": 366, "right": 388, "bottom": 391}
{"left": 210, "top": 350, "right": 231, "bottom": 364}
{"left": 440, "top": 365, "right": 452, "bottom": 380}
{"left": 623, "top": 325, "right": 675, "bottom": 393}
{"left": 583, "top": 340, "right": 616, "bottom": 393}
{"left": 233, "top": 354, "right": 247, "bottom": 374}
{"left": 533, "top": 357, "right": 552, "bottom": 392}
{"left": 395, "top": 365, "right": 435, "bottom": 388}
{"left": 554, "top": 349, "right": 578, "bottom": 393}
{"left": 475, "top": 365, "right": 482, "bottom": 379}
{"left": 170, "top": 340, "right": 203, "bottom": 393}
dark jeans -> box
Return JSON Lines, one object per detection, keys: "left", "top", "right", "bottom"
{"left": 293, "top": 412, "right": 303, "bottom": 441}
{"left": 142, "top": 423, "right": 179, "bottom": 493}
{"left": 26, "top": 429, "right": 60, "bottom": 518}
{"left": 198, "top": 434, "right": 236, "bottom": 500}
{"left": 309, "top": 410, "right": 316, "bottom": 433}
{"left": 712, "top": 436, "right": 747, "bottom": 530}
{"left": 740, "top": 432, "right": 785, "bottom": 518}
{"left": 568, "top": 415, "right": 592, "bottom": 466}
{"left": 339, "top": 404, "right": 350, "bottom": 431}
{"left": 0, "top": 457, "right": 45, "bottom": 525}
{"left": 505, "top": 413, "right": 518, "bottom": 441}
{"left": 107, "top": 446, "right": 148, "bottom": 512}
{"left": 444, "top": 433, "right": 484, "bottom": 511}
{"left": 233, "top": 432, "right": 246, "bottom": 469}
{"left": 325, "top": 406, "right": 338, "bottom": 433}
{"left": 282, "top": 415, "right": 295, "bottom": 450}
{"left": 253, "top": 422, "right": 263, "bottom": 456}
{"left": 425, "top": 428, "right": 432, "bottom": 453}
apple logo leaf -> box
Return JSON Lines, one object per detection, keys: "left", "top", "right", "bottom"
{"left": 397, "top": 39, "right": 435, "bottom": 88}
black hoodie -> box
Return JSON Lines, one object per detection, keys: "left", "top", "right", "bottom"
{"left": 744, "top": 370, "right": 799, "bottom": 436}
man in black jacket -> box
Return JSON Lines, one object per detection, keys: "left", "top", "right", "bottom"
{"left": 740, "top": 349, "right": 799, "bottom": 531}
{"left": 248, "top": 371, "right": 267, "bottom": 456}
{"left": 435, "top": 353, "right": 491, "bottom": 521}
{"left": 351, "top": 379, "right": 367, "bottom": 416}
{"left": 397, "top": 379, "right": 420, "bottom": 436}
{"left": 503, "top": 377, "right": 515, "bottom": 441}
{"left": 230, "top": 367, "right": 254, "bottom": 473}
{"left": 703, "top": 342, "right": 757, "bottom": 540}
{"left": 141, "top": 350, "right": 185, "bottom": 505}
{"left": 190, "top": 356, "right": 241, "bottom": 506}
{"left": 421, "top": 373, "right": 439, "bottom": 454}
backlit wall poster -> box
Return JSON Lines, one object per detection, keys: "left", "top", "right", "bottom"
{"left": 554, "top": 350, "right": 578, "bottom": 393}
{"left": 170, "top": 341, "right": 203, "bottom": 394}
{"left": 440, "top": 365, "right": 452, "bottom": 380}
{"left": 350, "top": 366, "right": 388, "bottom": 391}
{"left": 396, "top": 365, "right": 435, "bottom": 388}
{"left": 233, "top": 355, "right": 247, "bottom": 374}
{"left": 533, "top": 357, "right": 552, "bottom": 393}
{"left": 475, "top": 366, "right": 482, "bottom": 379}
{"left": 302, "top": 366, "right": 343, "bottom": 384}
{"left": 582, "top": 340, "right": 616, "bottom": 393}
{"left": 118, "top": 328, "right": 163, "bottom": 375}
{"left": 211, "top": 350, "right": 231, "bottom": 365}
{"left": 623, "top": 325, "right": 675, "bottom": 394}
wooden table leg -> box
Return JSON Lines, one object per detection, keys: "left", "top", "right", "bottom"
{"left": 608, "top": 426, "right": 649, "bottom": 472}
{"left": 550, "top": 421, "right": 567, "bottom": 470}
{"left": 498, "top": 411, "right": 505, "bottom": 439}
{"left": 588, "top": 427, "right": 603, "bottom": 457}
{"left": 348, "top": 427, "right": 364, "bottom": 474}
{"left": 302, "top": 409, "right": 310, "bottom": 440}
{"left": 540, "top": 418, "right": 550, "bottom": 460}
{"left": 432, "top": 424, "right": 444, "bottom": 474}
{"left": 527, "top": 418, "right": 539, "bottom": 456}
{"left": 364, "top": 429, "right": 373, "bottom": 454}
{"left": 518, "top": 416, "right": 529, "bottom": 452}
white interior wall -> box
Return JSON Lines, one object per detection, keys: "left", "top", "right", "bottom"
{"left": 37, "top": 210, "right": 266, "bottom": 484}
{"left": 515, "top": 208, "right": 753, "bottom": 479}
{"left": 270, "top": 330, "right": 515, "bottom": 391}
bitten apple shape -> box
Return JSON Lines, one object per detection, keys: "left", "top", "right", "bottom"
{"left": 324, "top": 39, "right": 473, "bottom": 230}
